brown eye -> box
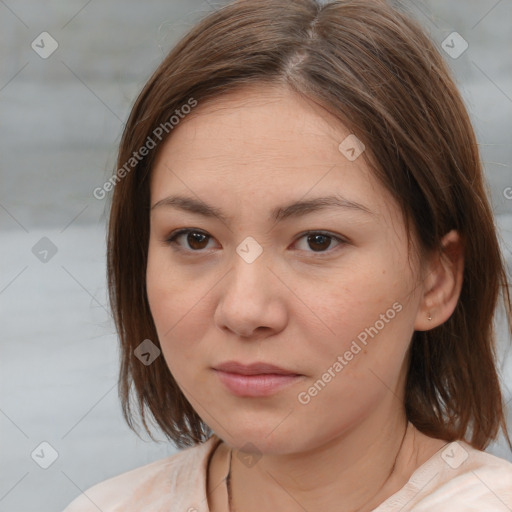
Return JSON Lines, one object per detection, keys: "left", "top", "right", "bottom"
{"left": 166, "top": 229, "right": 214, "bottom": 251}
{"left": 186, "top": 231, "right": 210, "bottom": 250}
{"left": 294, "top": 231, "right": 345, "bottom": 254}
{"left": 307, "top": 233, "right": 333, "bottom": 252}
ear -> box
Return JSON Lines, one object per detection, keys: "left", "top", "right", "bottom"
{"left": 414, "top": 230, "right": 464, "bottom": 331}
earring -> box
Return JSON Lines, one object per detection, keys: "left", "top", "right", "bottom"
{"left": 427, "top": 312, "right": 432, "bottom": 321}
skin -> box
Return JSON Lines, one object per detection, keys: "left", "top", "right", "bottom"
{"left": 146, "top": 83, "right": 464, "bottom": 512}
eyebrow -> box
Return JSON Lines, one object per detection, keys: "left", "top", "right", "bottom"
{"left": 150, "top": 194, "right": 375, "bottom": 223}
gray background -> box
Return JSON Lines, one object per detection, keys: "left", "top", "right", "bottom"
{"left": 1, "top": 1, "right": 511, "bottom": 511}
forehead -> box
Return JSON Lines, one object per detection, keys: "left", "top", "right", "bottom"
{"left": 149, "top": 84, "right": 397, "bottom": 224}
{"left": 157, "top": 84, "right": 353, "bottom": 161}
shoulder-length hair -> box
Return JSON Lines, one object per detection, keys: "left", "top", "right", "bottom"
{"left": 106, "top": 0, "right": 512, "bottom": 450}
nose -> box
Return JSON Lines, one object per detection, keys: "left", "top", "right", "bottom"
{"left": 214, "top": 248, "right": 287, "bottom": 340}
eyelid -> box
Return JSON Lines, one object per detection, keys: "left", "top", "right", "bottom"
{"left": 164, "top": 228, "right": 349, "bottom": 255}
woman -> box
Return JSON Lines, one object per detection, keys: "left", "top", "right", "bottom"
{"left": 64, "top": 0, "right": 512, "bottom": 510}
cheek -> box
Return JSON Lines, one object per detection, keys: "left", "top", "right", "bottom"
{"left": 308, "top": 257, "right": 415, "bottom": 373}
{"left": 146, "top": 243, "right": 203, "bottom": 328}
{"left": 146, "top": 246, "right": 215, "bottom": 377}
{"left": 146, "top": 247, "right": 191, "bottom": 348}
{"left": 291, "top": 269, "right": 414, "bottom": 432}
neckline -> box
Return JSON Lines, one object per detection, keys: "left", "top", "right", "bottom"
{"left": 206, "top": 434, "right": 458, "bottom": 512}
{"left": 370, "top": 439, "right": 455, "bottom": 510}
{"left": 205, "top": 435, "right": 231, "bottom": 511}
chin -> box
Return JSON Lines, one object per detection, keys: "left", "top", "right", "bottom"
{"left": 212, "top": 418, "right": 310, "bottom": 455}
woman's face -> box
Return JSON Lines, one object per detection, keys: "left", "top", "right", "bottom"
{"left": 147, "top": 84, "right": 428, "bottom": 454}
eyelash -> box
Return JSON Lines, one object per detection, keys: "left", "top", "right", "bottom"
{"left": 164, "top": 229, "right": 348, "bottom": 256}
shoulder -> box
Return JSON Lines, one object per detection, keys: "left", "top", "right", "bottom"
{"left": 407, "top": 441, "right": 512, "bottom": 511}
{"left": 62, "top": 435, "right": 221, "bottom": 512}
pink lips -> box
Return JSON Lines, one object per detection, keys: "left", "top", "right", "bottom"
{"left": 213, "top": 361, "right": 304, "bottom": 397}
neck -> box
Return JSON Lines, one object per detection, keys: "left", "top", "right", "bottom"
{"left": 229, "top": 413, "right": 428, "bottom": 512}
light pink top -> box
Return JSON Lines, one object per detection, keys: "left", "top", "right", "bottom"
{"left": 63, "top": 434, "right": 512, "bottom": 511}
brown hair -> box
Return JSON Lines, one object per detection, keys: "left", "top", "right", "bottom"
{"left": 106, "top": 0, "right": 512, "bottom": 450}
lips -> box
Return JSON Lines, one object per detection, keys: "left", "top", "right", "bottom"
{"left": 213, "top": 360, "right": 304, "bottom": 397}
{"left": 213, "top": 360, "right": 299, "bottom": 376}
